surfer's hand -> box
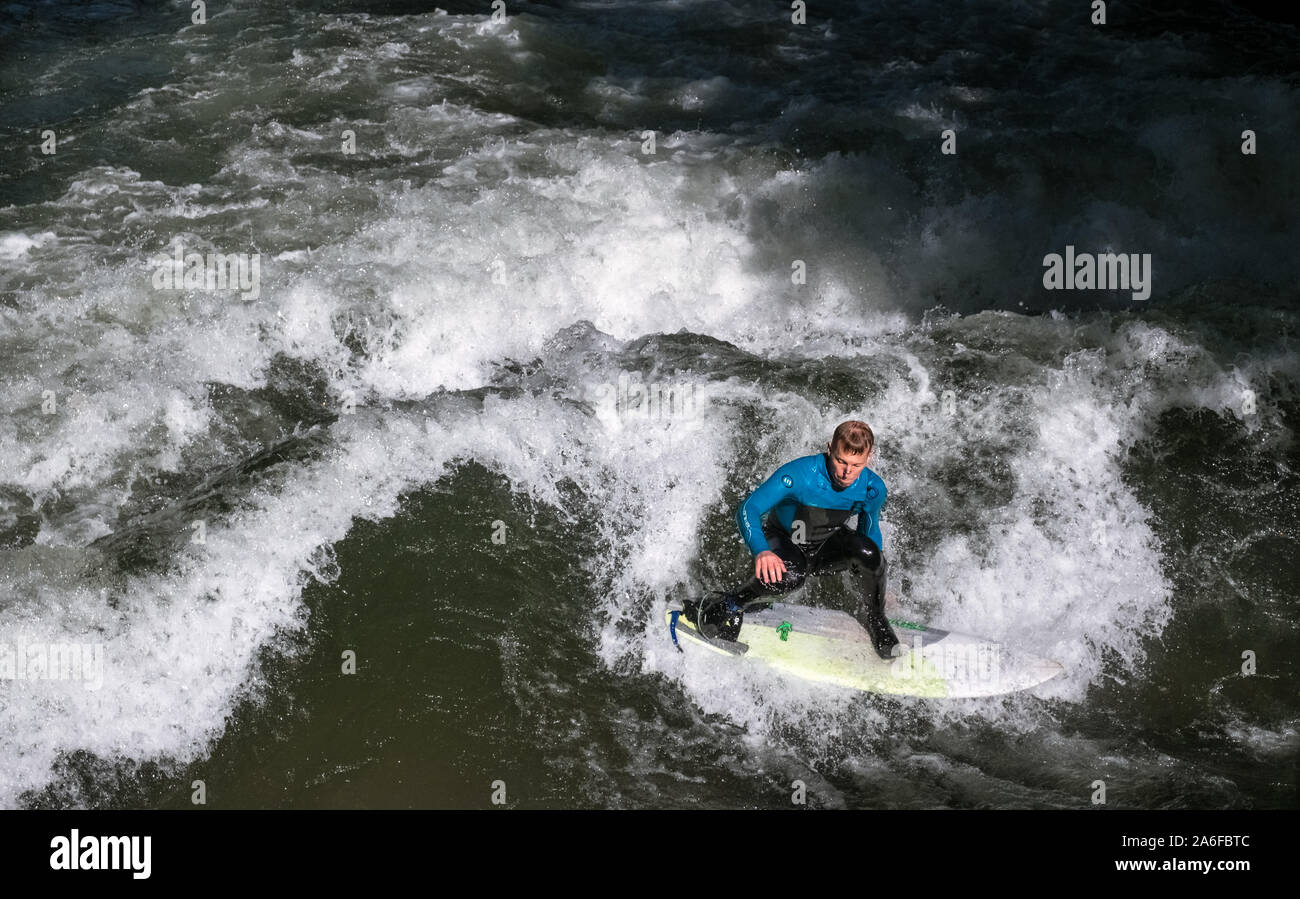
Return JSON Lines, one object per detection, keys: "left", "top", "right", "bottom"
{"left": 755, "top": 551, "right": 786, "bottom": 584}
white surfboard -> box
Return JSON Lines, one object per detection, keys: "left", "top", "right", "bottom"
{"left": 667, "top": 602, "right": 1062, "bottom": 698}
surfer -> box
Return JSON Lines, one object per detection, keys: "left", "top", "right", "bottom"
{"left": 689, "top": 420, "right": 899, "bottom": 659}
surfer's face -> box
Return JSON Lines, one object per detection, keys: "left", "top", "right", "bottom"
{"left": 826, "top": 441, "right": 871, "bottom": 488}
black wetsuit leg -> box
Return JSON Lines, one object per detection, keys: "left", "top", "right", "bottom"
{"left": 727, "top": 522, "right": 811, "bottom": 609}
{"left": 687, "top": 523, "right": 809, "bottom": 637}
{"left": 701, "top": 526, "right": 894, "bottom": 655}
{"left": 807, "top": 528, "right": 898, "bottom": 658}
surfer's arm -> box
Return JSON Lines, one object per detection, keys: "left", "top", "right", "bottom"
{"left": 734, "top": 463, "right": 797, "bottom": 556}
{"left": 855, "top": 480, "right": 887, "bottom": 550}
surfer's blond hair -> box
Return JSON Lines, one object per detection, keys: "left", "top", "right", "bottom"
{"left": 831, "top": 420, "right": 874, "bottom": 456}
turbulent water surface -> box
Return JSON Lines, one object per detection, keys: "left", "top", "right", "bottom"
{"left": 0, "top": 0, "right": 1297, "bottom": 808}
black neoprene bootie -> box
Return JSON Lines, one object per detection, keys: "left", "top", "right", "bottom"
{"left": 699, "top": 593, "right": 744, "bottom": 641}
{"left": 683, "top": 599, "right": 700, "bottom": 625}
{"left": 866, "top": 611, "right": 899, "bottom": 659}
{"left": 863, "top": 589, "right": 899, "bottom": 660}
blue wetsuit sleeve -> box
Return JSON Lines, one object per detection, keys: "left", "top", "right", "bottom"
{"left": 735, "top": 463, "right": 797, "bottom": 556}
{"left": 855, "top": 480, "right": 887, "bottom": 551}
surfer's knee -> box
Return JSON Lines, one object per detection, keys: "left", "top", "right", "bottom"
{"left": 765, "top": 564, "right": 805, "bottom": 592}
{"left": 758, "top": 531, "right": 809, "bottom": 593}
{"left": 846, "top": 533, "right": 884, "bottom": 575}
{"left": 753, "top": 558, "right": 805, "bottom": 593}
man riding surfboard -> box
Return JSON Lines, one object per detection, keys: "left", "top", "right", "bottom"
{"left": 686, "top": 420, "right": 899, "bottom": 659}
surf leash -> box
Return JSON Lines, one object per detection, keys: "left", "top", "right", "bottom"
{"left": 669, "top": 610, "right": 683, "bottom": 653}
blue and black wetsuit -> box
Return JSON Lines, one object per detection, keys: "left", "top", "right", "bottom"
{"left": 713, "top": 453, "right": 898, "bottom": 658}
{"left": 735, "top": 452, "right": 887, "bottom": 555}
